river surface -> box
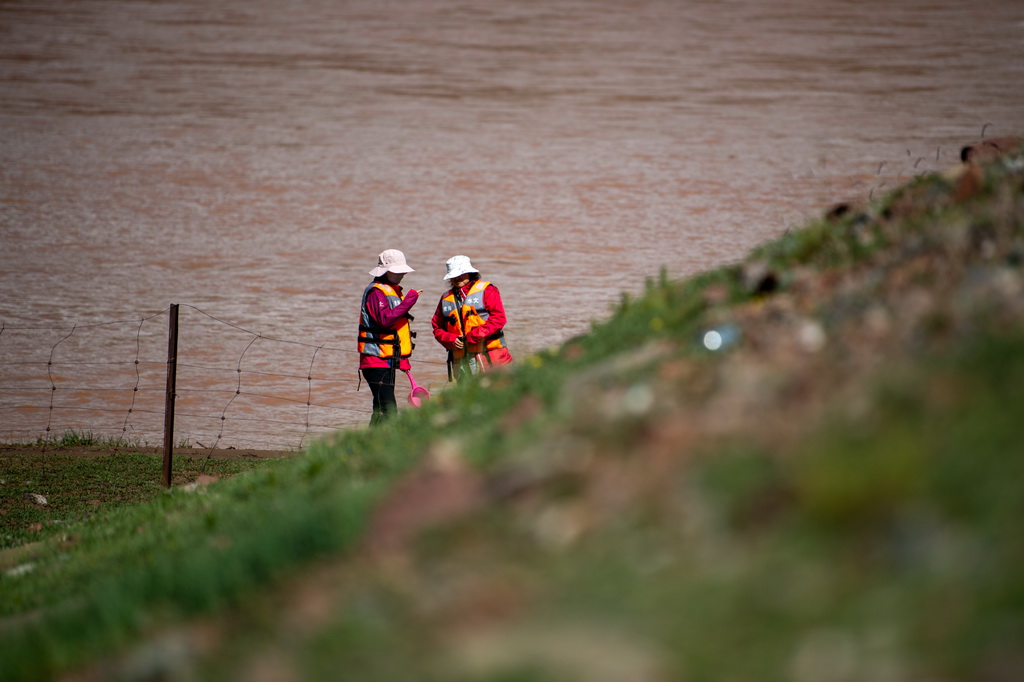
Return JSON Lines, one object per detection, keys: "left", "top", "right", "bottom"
{"left": 2, "top": 0, "right": 1023, "bottom": 448}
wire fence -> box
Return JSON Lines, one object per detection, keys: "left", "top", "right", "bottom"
{"left": 0, "top": 304, "right": 452, "bottom": 451}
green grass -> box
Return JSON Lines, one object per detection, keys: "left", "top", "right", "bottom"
{"left": 0, "top": 153, "right": 1022, "bottom": 681}
{"left": 0, "top": 449, "right": 278, "bottom": 551}
{"left": 191, "top": 326, "right": 1024, "bottom": 682}
{"left": 0, "top": 424, "right": 433, "bottom": 680}
{"left": 33, "top": 429, "right": 139, "bottom": 449}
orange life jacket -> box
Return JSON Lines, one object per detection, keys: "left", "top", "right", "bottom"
{"left": 358, "top": 282, "right": 413, "bottom": 362}
{"left": 439, "top": 280, "right": 507, "bottom": 361}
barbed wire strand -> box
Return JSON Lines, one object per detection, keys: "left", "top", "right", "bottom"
{"left": 0, "top": 311, "right": 168, "bottom": 332}
{"left": 215, "top": 333, "right": 258, "bottom": 450}
{"left": 45, "top": 325, "right": 77, "bottom": 437}
{"left": 170, "top": 386, "right": 369, "bottom": 417}
{"left": 2, "top": 304, "right": 451, "bottom": 449}
{"left": 1, "top": 386, "right": 148, "bottom": 393}
{"left": 176, "top": 362, "right": 304, "bottom": 379}
{"left": 121, "top": 315, "right": 146, "bottom": 440}
{"left": 180, "top": 304, "right": 448, "bottom": 367}
{"left": 301, "top": 344, "right": 324, "bottom": 450}
{"left": 0, "top": 360, "right": 162, "bottom": 368}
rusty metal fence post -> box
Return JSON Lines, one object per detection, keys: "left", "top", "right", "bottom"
{"left": 162, "top": 303, "right": 179, "bottom": 488}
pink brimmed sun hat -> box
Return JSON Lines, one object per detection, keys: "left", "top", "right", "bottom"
{"left": 443, "top": 255, "right": 479, "bottom": 280}
{"left": 369, "top": 249, "right": 415, "bottom": 277}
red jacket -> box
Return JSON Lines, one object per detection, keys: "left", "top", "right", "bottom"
{"left": 431, "top": 281, "right": 512, "bottom": 368}
{"left": 359, "top": 283, "right": 419, "bottom": 370}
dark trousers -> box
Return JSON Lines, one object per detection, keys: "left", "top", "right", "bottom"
{"left": 362, "top": 367, "right": 397, "bottom": 425}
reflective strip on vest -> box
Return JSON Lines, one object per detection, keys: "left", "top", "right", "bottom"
{"left": 358, "top": 282, "right": 413, "bottom": 358}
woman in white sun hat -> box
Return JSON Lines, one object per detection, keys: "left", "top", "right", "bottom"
{"left": 431, "top": 255, "right": 513, "bottom": 381}
{"left": 358, "top": 249, "right": 421, "bottom": 424}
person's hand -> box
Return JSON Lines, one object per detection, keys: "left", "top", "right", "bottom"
{"left": 453, "top": 337, "right": 465, "bottom": 350}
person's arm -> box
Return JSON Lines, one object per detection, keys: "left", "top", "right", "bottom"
{"left": 465, "top": 285, "right": 506, "bottom": 342}
{"left": 431, "top": 296, "right": 460, "bottom": 348}
{"left": 368, "top": 287, "right": 419, "bottom": 328}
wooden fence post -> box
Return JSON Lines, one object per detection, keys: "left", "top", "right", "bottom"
{"left": 162, "top": 303, "right": 179, "bottom": 488}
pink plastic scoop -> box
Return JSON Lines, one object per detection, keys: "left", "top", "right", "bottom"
{"left": 406, "top": 371, "right": 431, "bottom": 407}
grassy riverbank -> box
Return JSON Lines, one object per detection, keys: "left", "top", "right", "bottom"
{"left": 0, "top": 443, "right": 290, "bottom": 552}
{"left": 2, "top": 143, "right": 1023, "bottom": 681}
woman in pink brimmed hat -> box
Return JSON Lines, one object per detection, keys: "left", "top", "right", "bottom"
{"left": 357, "top": 249, "right": 421, "bottom": 425}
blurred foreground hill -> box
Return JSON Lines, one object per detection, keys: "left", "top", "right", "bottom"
{"left": 198, "top": 137, "right": 1024, "bottom": 681}
{"left": 3, "top": 137, "right": 1023, "bottom": 682}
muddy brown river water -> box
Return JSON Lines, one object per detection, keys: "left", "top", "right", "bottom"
{"left": 2, "top": 0, "right": 1023, "bottom": 448}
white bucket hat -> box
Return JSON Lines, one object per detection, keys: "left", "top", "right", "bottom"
{"left": 443, "top": 255, "right": 479, "bottom": 280}
{"left": 369, "top": 249, "right": 415, "bottom": 277}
